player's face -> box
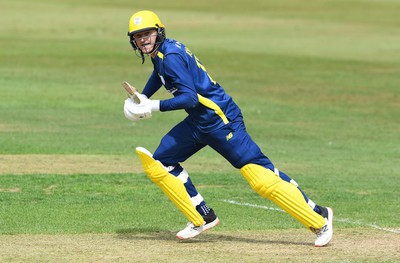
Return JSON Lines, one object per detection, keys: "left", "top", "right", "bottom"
{"left": 134, "top": 29, "right": 158, "bottom": 54}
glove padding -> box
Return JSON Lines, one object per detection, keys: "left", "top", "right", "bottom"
{"left": 124, "top": 94, "right": 152, "bottom": 121}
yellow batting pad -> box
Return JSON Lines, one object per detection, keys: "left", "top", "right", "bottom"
{"left": 135, "top": 147, "right": 204, "bottom": 226}
{"left": 240, "top": 164, "right": 324, "bottom": 230}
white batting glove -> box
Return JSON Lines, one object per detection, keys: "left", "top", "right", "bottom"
{"left": 123, "top": 95, "right": 160, "bottom": 121}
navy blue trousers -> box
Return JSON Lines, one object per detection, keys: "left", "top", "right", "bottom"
{"left": 152, "top": 115, "right": 311, "bottom": 213}
{"left": 154, "top": 116, "right": 274, "bottom": 170}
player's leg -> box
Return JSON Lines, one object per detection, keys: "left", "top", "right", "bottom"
{"left": 275, "top": 168, "right": 323, "bottom": 214}
{"left": 138, "top": 117, "right": 219, "bottom": 239}
{"left": 204, "top": 117, "right": 332, "bottom": 246}
{"left": 167, "top": 165, "right": 219, "bottom": 239}
{"left": 271, "top": 161, "right": 333, "bottom": 244}
{"left": 269, "top": 166, "right": 333, "bottom": 231}
{"left": 152, "top": 118, "right": 215, "bottom": 216}
{"left": 136, "top": 147, "right": 204, "bottom": 226}
{"left": 166, "top": 165, "right": 212, "bottom": 217}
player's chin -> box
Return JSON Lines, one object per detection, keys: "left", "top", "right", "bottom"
{"left": 141, "top": 45, "right": 153, "bottom": 54}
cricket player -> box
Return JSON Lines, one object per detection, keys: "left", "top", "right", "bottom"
{"left": 123, "top": 10, "right": 334, "bottom": 246}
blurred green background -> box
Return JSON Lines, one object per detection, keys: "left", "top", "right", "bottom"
{"left": 0, "top": 0, "right": 399, "bottom": 234}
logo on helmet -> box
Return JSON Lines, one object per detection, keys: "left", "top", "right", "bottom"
{"left": 134, "top": 17, "right": 141, "bottom": 25}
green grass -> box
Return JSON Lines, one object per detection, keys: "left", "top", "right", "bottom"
{"left": 1, "top": 0, "right": 399, "bottom": 235}
{"left": 0, "top": 170, "right": 398, "bottom": 234}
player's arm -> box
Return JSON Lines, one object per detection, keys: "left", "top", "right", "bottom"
{"left": 123, "top": 54, "right": 197, "bottom": 121}
{"left": 142, "top": 70, "right": 163, "bottom": 98}
{"left": 159, "top": 54, "right": 199, "bottom": 111}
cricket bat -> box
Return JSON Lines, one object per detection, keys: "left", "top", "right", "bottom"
{"left": 122, "top": 81, "right": 141, "bottom": 103}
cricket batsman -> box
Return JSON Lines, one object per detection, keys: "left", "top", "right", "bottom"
{"left": 123, "top": 10, "right": 334, "bottom": 246}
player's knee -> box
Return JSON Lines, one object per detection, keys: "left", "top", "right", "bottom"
{"left": 143, "top": 159, "right": 170, "bottom": 183}
{"left": 240, "top": 163, "right": 281, "bottom": 198}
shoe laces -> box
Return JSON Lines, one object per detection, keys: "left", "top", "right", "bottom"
{"left": 312, "top": 224, "right": 328, "bottom": 237}
{"left": 186, "top": 222, "right": 202, "bottom": 230}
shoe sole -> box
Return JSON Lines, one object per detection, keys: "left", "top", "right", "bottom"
{"left": 315, "top": 207, "right": 334, "bottom": 247}
{"left": 176, "top": 217, "right": 220, "bottom": 240}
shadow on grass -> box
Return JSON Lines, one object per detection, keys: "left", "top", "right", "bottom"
{"left": 115, "top": 228, "right": 309, "bottom": 246}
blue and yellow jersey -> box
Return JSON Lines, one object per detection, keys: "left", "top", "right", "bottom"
{"left": 142, "top": 39, "right": 242, "bottom": 132}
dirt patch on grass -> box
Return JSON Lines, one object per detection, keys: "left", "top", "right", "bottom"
{"left": 0, "top": 154, "right": 232, "bottom": 175}
{"left": 0, "top": 187, "right": 21, "bottom": 193}
{"left": 0, "top": 228, "right": 398, "bottom": 263}
{"left": 0, "top": 154, "right": 139, "bottom": 175}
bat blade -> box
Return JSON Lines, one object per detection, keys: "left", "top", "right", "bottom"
{"left": 122, "top": 81, "right": 140, "bottom": 103}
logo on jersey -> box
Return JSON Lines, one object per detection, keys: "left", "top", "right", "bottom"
{"left": 158, "top": 74, "right": 177, "bottom": 93}
{"left": 167, "top": 87, "right": 178, "bottom": 94}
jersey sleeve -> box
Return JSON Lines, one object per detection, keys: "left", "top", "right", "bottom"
{"left": 159, "top": 53, "right": 199, "bottom": 111}
{"left": 142, "top": 70, "right": 162, "bottom": 98}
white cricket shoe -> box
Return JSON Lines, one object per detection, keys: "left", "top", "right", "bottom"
{"left": 313, "top": 207, "right": 333, "bottom": 247}
{"left": 176, "top": 209, "right": 220, "bottom": 240}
